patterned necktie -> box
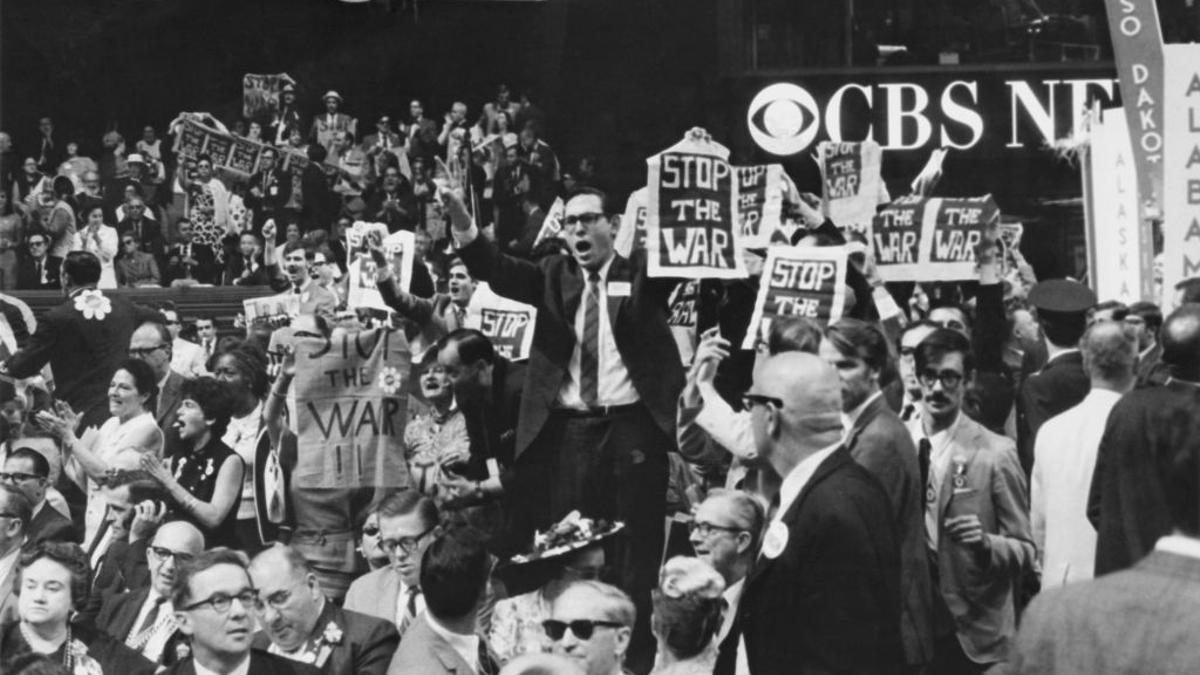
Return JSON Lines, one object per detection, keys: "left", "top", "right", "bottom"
{"left": 135, "top": 596, "right": 166, "bottom": 636}
{"left": 580, "top": 271, "right": 601, "bottom": 407}
{"left": 476, "top": 640, "right": 498, "bottom": 675}
{"left": 397, "top": 586, "right": 420, "bottom": 636}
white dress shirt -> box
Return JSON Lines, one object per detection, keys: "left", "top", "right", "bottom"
{"left": 772, "top": 441, "right": 842, "bottom": 525}
{"left": 195, "top": 655, "right": 251, "bottom": 675}
{"left": 426, "top": 613, "right": 482, "bottom": 673}
{"left": 394, "top": 580, "right": 426, "bottom": 628}
{"left": 1156, "top": 534, "right": 1200, "bottom": 559}
{"left": 1031, "top": 388, "right": 1122, "bottom": 588}
{"left": 556, "top": 255, "right": 637, "bottom": 409}
{"left": 908, "top": 411, "right": 966, "bottom": 550}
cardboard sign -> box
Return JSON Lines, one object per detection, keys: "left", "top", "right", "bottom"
{"left": 818, "top": 141, "right": 887, "bottom": 235}
{"left": 203, "top": 134, "right": 233, "bottom": 167}
{"left": 742, "top": 246, "right": 848, "bottom": 349}
{"left": 173, "top": 113, "right": 302, "bottom": 179}
{"left": 1085, "top": 107, "right": 1155, "bottom": 303}
{"left": 228, "top": 137, "right": 261, "bottom": 176}
{"left": 871, "top": 195, "right": 999, "bottom": 282}
{"left": 176, "top": 120, "right": 208, "bottom": 159}
{"left": 614, "top": 187, "right": 649, "bottom": 257}
{"left": 243, "top": 73, "right": 291, "bottom": 120}
{"left": 735, "top": 165, "right": 785, "bottom": 249}
{"left": 243, "top": 292, "right": 299, "bottom": 327}
{"left": 646, "top": 131, "right": 746, "bottom": 278}
{"left": 293, "top": 329, "right": 412, "bottom": 489}
{"left": 346, "top": 226, "right": 415, "bottom": 311}
{"left": 1160, "top": 44, "right": 1200, "bottom": 307}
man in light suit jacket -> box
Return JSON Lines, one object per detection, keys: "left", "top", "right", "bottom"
{"left": 722, "top": 353, "right": 903, "bottom": 675}
{"left": 250, "top": 544, "right": 398, "bottom": 675}
{"left": 282, "top": 245, "right": 339, "bottom": 319}
{"left": 821, "top": 318, "right": 934, "bottom": 669}
{"left": 908, "top": 329, "right": 1035, "bottom": 674}
{"left": 0, "top": 485, "right": 31, "bottom": 625}
{"left": 1010, "top": 393, "right": 1200, "bottom": 673}
{"left": 386, "top": 528, "right": 496, "bottom": 675}
{"left": 450, "top": 187, "right": 682, "bottom": 671}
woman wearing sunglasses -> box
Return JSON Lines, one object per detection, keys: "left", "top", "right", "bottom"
{"left": 114, "top": 233, "right": 161, "bottom": 288}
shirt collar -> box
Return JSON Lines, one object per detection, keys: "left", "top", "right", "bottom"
{"left": 775, "top": 441, "right": 841, "bottom": 520}
{"left": 722, "top": 577, "right": 745, "bottom": 607}
{"left": 586, "top": 254, "right": 616, "bottom": 282}
{"left": 425, "top": 614, "right": 480, "bottom": 669}
{"left": 194, "top": 654, "right": 251, "bottom": 675}
{"left": 1155, "top": 534, "right": 1200, "bottom": 560}
{"left": 841, "top": 390, "right": 883, "bottom": 432}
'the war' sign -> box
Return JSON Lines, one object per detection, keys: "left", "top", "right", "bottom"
{"left": 468, "top": 284, "right": 537, "bottom": 361}
{"left": 872, "top": 195, "right": 999, "bottom": 282}
{"left": 736, "top": 165, "right": 785, "bottom": 249}
{"left": 293, "top": 329, "right": 412, "bottom": 489}
{"left": 818, "top": 141, "right": 888, "bottom": 235}
{"left": 646, "top": 130, "right": 746, "bottom": 278}
{"left": 742, "top": 246, "right": 847, "bottom": 349}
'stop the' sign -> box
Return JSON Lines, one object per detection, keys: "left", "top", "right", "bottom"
{"left": 743, "top": 65, "right": 1120, "bottom": 156}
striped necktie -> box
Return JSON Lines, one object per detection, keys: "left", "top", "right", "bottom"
{"left": 580, "top": 271, "right": 601, "bottom": 407}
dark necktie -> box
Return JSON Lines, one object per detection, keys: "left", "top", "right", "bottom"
{"left": 580, "top": 271, "right": 601, "bottom": 407}
{"left": 398, "top": 586, "right": 420, "bottom": 636}
{"left": 35, "top": 260, "right": 43, "bottom": 284}
{"left": 918, "top": 438, "right": 932, "bottom": 494}
{"left": 135, "top": 596, "right": 166, "bottom": 636}
{"left": 477, "top": 640, "right": 498, "bottom": 675}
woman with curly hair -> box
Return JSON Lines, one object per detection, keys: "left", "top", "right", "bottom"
{"left": 649, "top": 557, "right": 725, "bottom": 675}
{"left": 209, "top": 342, "right": 269, "bottom": 552}
{"left": 0, "top": 541, "right": 155, "bottom": 675}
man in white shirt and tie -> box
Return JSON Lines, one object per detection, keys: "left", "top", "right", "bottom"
{"left": 196, "top": 317, "right": 218, "bottom": 364}
{"left": 96, "top": 521, "right": 205, "bottom": 665}
{"left": 1032, "top": 321, "right": 1136, "bottom": 588}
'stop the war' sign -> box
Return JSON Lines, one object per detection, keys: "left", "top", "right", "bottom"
{"left": 742, "top": 246, "right": 847, "bottom": 349}
{"left": 872, "top": 195, "right": 999, "bottom": 282}
{"left": 646, "top": 130, "right": 746, "bottom": 279}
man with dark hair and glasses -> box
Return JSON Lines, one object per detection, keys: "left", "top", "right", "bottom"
{"left": 249, "top": 543, "right": 397, "bottom": 675}
{"left": 97, "top": 521, "right": 204, "bottom": 666}
{"left": 0, "top": 484, "right": 32, "bottom": 623}
{"left": 906, "top": 328, "right": 1033, "bottom": 673}
{"left": 344, "top": 490, "right": 440, "bottom": 637}
{"left": 167, "top": 547, "right": 319, "bottom": 675}
{"left": 2, "top": 448, "right": 74, "bottom": 546}
{"left": 545, "top": 580, "right": 634, "bottom": 675}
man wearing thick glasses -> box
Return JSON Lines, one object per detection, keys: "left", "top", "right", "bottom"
{"left": 166, "top": 547, "right": 318, "bottom": 675}
{"left": 906, "top": 328, "right": 1033, "bottom": 674}
{"left": 96, "top": 520, "right": 204, "bottom": 666}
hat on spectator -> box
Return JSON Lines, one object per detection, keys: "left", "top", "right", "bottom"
{"left": 1028, "top": 279, "right": 1096, "bottom": 314}
{"left": 323, "top": 90, "right": 343, "bottom": 103}
{"left": 378, "top": 115, "right": 391, "bottom": 124}
{"left": 282, "top": 82, "right": 296, "bottom": 94}
{"left": 494, "top": 511, "right": 623, "bottom": 596}
{"left": 126, "top": 153, "right": 146, "bottom": 165}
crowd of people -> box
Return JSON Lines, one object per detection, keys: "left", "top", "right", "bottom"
{"left": 0, "top": 81, "right": 1194, "bottom": 675}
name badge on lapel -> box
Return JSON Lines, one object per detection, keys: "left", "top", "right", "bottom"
{"left": 607, "top": 281, "right": 631, "bottom": 297}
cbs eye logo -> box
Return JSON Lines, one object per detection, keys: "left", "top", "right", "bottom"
{"left": 747, "top": 83, "right": 820, "bottom": 156}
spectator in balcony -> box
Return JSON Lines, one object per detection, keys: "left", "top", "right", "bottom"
{"left": 224, "top": 232, "right": 271, "bottom": 287}
{"left": 517, "top": 125, "right": 560, "bottom": 209}
{"left": 404, "top": 99, "right": 440, "bottom": 165}
{"left": 364, "top": 166, "right": 415, "bottom": 233}
{"left": 245, "top": 148, "right": 291, "bottom": 235}
{"left": 165, "top": 219, "right": 219, "bottom": 286}
{"left": 439, "top": 101, "right": 471, "bottom": 162}
{"left": 177, "top": 154, "right": 230, "bottom": 253}
{"left": 72, "top": 204, "right": 119, "bottom": 289}
{"left": 301, "top": 145, "right": 336, "bottom": 234}
{"left": 115, "top": 233, "right": 161, "bottom": 288}
{"left": 310, "top": 90, "right": 357, "bottom": 158}
{"left": 40, "top": 177, "right": 77, "bottom": 260}
{"left": 117, "top": 196, "right": 167, "bottom": 269}
{"left": 16, "top": 233, "right": 60, "bottom": 291}
{"left": 0, "top": 189, "right": 23, "bottom": 290}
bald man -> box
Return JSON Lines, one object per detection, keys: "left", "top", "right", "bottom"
{"left": 1089, "top": 303, "right": 1200, "bottom": 575}
{"left": 97, "top": 520, "right": 205, "bottom": 665}
{"left": 720, "top": 353, "right": 902, "bottom": 675}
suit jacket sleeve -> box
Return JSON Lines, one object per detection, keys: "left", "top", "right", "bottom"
{"left": 973, "top": 282, "right": 1006, "bottom": 373}
{"left": 676, "top": 395, "right": 731, "bottom": 468}
{"left": 5, "top": 311, "right": 59, "bottom": 378}
{"left": 984, "top": 443, "right": 1036, "bottom": 575}
{"left": 356, "top": 619, "right": 401, "bottom": 675}
{"left": 456, "top": 232, "right": 547, "bottom": 308}
{"left": 377, "top": 276, "right": 438, "bottom": 329}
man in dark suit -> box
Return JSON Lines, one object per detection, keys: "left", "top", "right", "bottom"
{"left": 1, "top": 448, "right": 75, "bottom": 545}
{"left": 97, "top": 521, "right": 205, "bottom": 666}
{"left": 249, "top": 544, "right": 398, "bottom": 675}
{"left": 83, "top": 470, "right": 162, "bottom": 623}
{"left": 1010, "top": 398, "right": 1200, "bottom": 674}
{"left": 1126, "top": 300, "right": 1166, "bottom": 386}
{"left": 1016, "top": 280, "right": 1096, "bottom": 473}
{"left": 907, "top": 329, "right": 1035, "bottom": 673}
{"left": 129, "top": 320, "right": 186, "bottom": 451}
{"left": 451, "top": 187, "right": 682, "bottom": 671}
{"left": 167, "top": 548, "right": 321, "bottom": 675}
{"left": 385, "top": 528, "right": 497, "bottom": 675}
{"left": 165, "top": 219, "right": 219, "bottom": 286}
{"left": 820, "top": 318, "right": 934, "bottom": 669}
{"left": 246, "top": 148, "right": 293, "bottom": 234}
{"left": 301, "top": 145, "right": 336, "bottom": 233}
{"left": 1088, "top": 303, "right": 1200, "bottom": 576}
{"left": 117, "top": 197, "right": 168, "bottom": 268}
{"left": 4, "top": 251, "right": 160, "bottom": 431}
{"left": 0, "top": 485, "right": 30, "bottom": 624}
{"left": 15, "top": 233, "right": 61, "bottom": 290}
{"left": 724, "top": 352, "right": 902, "bottom": 675}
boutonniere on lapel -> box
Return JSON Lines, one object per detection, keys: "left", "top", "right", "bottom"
{"left": 73, "top": 289, "right": 112, "bottom": 321}
{"left": 313, "top": 621, "right": 344, "bottom": 667}
{"left": 761, "top": 521, "right": 789, "bottom": 559}
{"left": 951, "top": 456, "right": 969, "bottom": 491}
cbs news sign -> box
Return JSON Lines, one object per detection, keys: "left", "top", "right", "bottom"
{"left": 740, "top": 65, "right": 1120, "bottom": 157}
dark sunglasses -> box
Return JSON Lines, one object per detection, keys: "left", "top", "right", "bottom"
{"left": 542, "top": 619, "right": 625, "bottom": 641}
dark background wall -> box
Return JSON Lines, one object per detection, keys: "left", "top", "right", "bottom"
{"left": 1, "top": 0, "right": 721, "bottom": 200}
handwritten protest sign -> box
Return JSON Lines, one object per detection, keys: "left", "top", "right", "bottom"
{"left": 614, "top": 187, "right": 649, "bottom": 257}
{"left": 243, "top": 73, "right": 292, "bottom": 120}
{"left": 466, "top": 284, "right": 537, "bottom": 361}
{"left": 667, "top": 279, "right": 700, "bottom": 364}
{"left": 243, "top": 293, "right": 299, "bottom": 327}
{"left": 176, "top": 119, "right": 207, "bottom": 159}
{"left": 742, "top": 246, "right": 847, "bottom": 349}
{"left": 817, "top": 141, "right": 888, "bottom": 235}
{"left": 228, "top": 137, "right": 261, "bottom": 176}
{"left": 532, "top": 197, "right": 566, "bottom": 248}
{"left": 293, "top": 328, "right": 413, "bottom": 489}
{"left": 735, "top": 165, "right": 785, "bottom": 249}
{"left": 646, "top": 130, "right": 745, "bottom": 279}
{"left": 871, "top": 195, "right": 999, "bottom": 282}
{"left": 173, "top": 113, "right": 305, "bottom": 179}
{"left": 346, "top": 226, "right": 415, "bottom": 311}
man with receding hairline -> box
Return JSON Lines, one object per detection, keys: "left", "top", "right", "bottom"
{"left": 720, "top": 352, "right": 902, "bottom": 675}
{"left": 1089, "top": 303, "right": 1200, "bottom": 575}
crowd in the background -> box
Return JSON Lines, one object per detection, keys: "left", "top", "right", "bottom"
{"left": 0, "top": 82, "right": 1196, "bottom": 675}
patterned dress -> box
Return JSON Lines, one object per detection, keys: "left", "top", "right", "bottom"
{"left": 402, "top": 406, "right": 469, "bottom": 501}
